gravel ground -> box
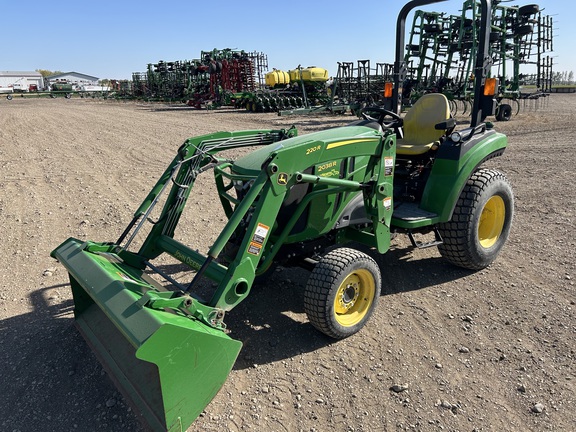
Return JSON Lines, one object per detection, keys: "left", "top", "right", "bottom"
{"left": 0, "top": 95, "right": 574, "bottom": 432}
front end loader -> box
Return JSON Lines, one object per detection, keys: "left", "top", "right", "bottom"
{"left": 51, "top": 1, "right": 513, "bottom": 430}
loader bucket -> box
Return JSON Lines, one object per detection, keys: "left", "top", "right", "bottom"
{"left": 51, "top": 238, "right": 242, "bottom": 432}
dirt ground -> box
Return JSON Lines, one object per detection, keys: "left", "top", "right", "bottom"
{"left": 0, "top": 94, "right": 574, "bottom": 432}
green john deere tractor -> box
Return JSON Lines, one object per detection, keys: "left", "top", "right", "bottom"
{"left": 51, "top": 0, "right": 513, "bottom": 430}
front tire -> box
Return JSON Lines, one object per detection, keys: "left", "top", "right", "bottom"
{"left": 438, "top": 169, "right": 514, "bottom": 270}
{"left": 304, "top": 248, "right": 381, "bottom": 339}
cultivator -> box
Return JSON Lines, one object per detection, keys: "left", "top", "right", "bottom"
{"left": 328, "top": 0, "right": 554, "bottom": 120}
{"left": 129, "top": 49, "right": 268, "bottom": 108}
{"left": 121, "top": 49, "right": 337, "bottom": 113}
{"left": 330, "top": 61, "right": 395, "bottom": 114}
{"left": 401, "top": 0, "right": 554, "bottom": 119}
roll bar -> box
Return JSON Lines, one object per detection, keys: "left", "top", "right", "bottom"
{"left": 392, "top": 0, "right": 493, "bottom": 127}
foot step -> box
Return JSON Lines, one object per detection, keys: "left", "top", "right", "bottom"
{"left": 408, "top": 229, "right": 443, "bottom": 249}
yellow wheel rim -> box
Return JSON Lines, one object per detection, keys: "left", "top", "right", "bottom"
{"left": 333, "top": 269, "right": 376, "bottom": 327}
{"left": 478, "top": 195, "right": 506, "bottom": 248}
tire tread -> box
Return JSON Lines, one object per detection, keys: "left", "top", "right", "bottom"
{"left": 437, "top": 168, "right": 513, "bottom": 270}
{"left": 304, "top": 248, "right": 380, "bottom": 339}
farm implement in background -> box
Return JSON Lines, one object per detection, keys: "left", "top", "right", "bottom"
{"left": 128, "top": 49, "right": 268, "bottom": 108}
{"left": 329, "top": 1, "right": 554, "bottom": 121}
{"left": 330, "top": 60, "right": 395, "bottom": 115}
{"left": 399, "top": 0, "right": 553, "bottom": 120}
{"left": 2, "top": 82, "right": 111, "bottom": 100}
{"left": 3, "top": 2, "right": 554, "bottom": 121}
{"left": 243, "top": 65, "right": 348, "bottom": 115}
{"left": 124, "top": 51, "right": 341, "bottom": 114}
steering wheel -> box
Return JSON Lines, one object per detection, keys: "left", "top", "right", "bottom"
{"left": 361, "top": 106, "right": 403, "bottom": 129}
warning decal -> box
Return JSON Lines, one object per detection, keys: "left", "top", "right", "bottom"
{"left": 383, "top": 197, "right": 392, "bottom": 210}
{"left": 384, "top": 157, "right": 394, "bottom": 176}
{"left": 248, "top": 223, "right": 270, "bottom": 255}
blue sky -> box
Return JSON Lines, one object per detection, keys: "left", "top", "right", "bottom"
{"left": 2, "top": 0, "right": 572, "bottom": 80}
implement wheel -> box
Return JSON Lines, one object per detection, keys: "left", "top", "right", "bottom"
{"left": 438, "top": 169, "right": 514, "bottom": 270}
{"left": 496, "top": 103, "right": 512, "bottom": 121}
{"left": 519, "top": 4, "right": 539, "bottom": 16}
{"left": 304, "top": 248, "right": 381, "bottom": 339}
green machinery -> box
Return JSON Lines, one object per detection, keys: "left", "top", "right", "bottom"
{"left": 330, "top": 1, "right": 554, "bottom": 119}
{"left": 51, "top": 1, "right": 513, "bottom": 430}
{"left": 403, "top": 1, "right": 553, "bottom": 119}
{"left": 330, "top": 60, "right": 395, "bottom": 115}
{"left": 130, "top": 49, "right": 267, "bottom": 107}
{"left": 240, "top": 65, "right": 336, "bottom": 114}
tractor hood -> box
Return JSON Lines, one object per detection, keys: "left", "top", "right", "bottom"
{"left": 232, "top": 125, "right": 382, "bottom": 176}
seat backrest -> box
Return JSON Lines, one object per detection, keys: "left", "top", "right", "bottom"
{"left": 402, "top": 93, "right": 451, "bottom": 147}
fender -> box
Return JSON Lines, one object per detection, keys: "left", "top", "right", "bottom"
{"left": 420, "top": 128, "right": 508, "bottom": 221}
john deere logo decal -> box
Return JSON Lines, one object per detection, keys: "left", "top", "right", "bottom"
{"left": 277, "top": 173, "right": 288, "bottom": 185}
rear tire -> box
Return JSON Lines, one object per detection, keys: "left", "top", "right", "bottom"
{"left": 304, "top": 248, "right": 381, "bottom": 339}
{"left": 437, "top": 169, "right": 514, "bottom": 270}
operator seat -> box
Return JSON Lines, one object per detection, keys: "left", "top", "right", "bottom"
{"left": 396, "top": 93, "right": 451, "bottom": 156}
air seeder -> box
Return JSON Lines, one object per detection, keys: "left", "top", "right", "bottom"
{"left": 51, "top": 1, "right": 513, "bottom": 430}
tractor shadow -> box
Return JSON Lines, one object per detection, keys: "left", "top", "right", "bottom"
{"left": 372, "top": 244, "right": 475, "bottom": 295}
{"left": 0, "top": 250, "right": 474, "bottom": 431}
{"left": 0, "top": 285, "right": 143, "bottom": 432}
{"left": 226, "top": 266, "right": 327, "bottom": 370}
{"left": 222, "top": 243, "right": 474, "bottom": 370}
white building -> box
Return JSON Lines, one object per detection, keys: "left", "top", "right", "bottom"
{"left": 0, "top": 71, "right": 44, "bottom": 91}
{"left": 45, "top": 72, "right": 100, "bottom": 89}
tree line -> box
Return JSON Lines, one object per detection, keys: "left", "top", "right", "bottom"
{"left": 552, "top": 71, "right": 574, "bottom": 85}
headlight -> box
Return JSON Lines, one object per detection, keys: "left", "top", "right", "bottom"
{"left": 450, "top": 131, "right": 462, "bottom": 143}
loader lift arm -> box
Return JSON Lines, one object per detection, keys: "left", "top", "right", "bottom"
{"left": 129, "top": 126, "right": 396, "bottom": 314}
